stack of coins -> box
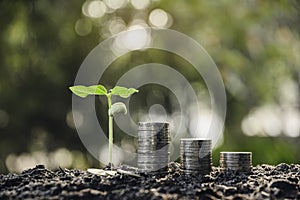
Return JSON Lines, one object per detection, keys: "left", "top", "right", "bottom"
{"left": 137, "top": 122, "right": 170, "bottom": 173}
{"left": 180, "top": 138, "right": 212, "bottom": 175}
{"left": 220, "top": 152, "right": 252, "bottom": 173}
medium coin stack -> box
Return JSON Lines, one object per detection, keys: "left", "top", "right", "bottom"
{"left": 220, "top": 152, "right": 252, "bottom": 173}
{"left": 137, "top": 122, "right": 170, "bottom": 173}
{"left": 180, "top": 138, "right": 212, "bottom": 175}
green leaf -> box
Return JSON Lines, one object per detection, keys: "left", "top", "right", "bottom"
{"left": 109, "top": 102, "right": 127, "bottom": 116}
{"left": 110, "top": 86, "right": 139, "bottom": 98}
{"left": 88, "top": 84, "right": 107, "bottom": 94}
{"left": 69, "top": 84, "right": 107, "bottom": 98}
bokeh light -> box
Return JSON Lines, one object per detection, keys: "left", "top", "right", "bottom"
{"left": 149, "top": 9, "right": 172, "bottom": 28}
{"left": 75, "top": 18, "right": 92, "bottom": 36}
{"left": 130, "top": 0, "right": 150, "bottom": 10}
{"left": 104, "top": 0, "right": 127, "bottom": 10}
{"left": 87, "top": 0, "right": 107, "bottom": 18}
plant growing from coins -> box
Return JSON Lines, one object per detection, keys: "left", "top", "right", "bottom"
{"left": 69, "top": 84, "right": 138, "bottom": 168}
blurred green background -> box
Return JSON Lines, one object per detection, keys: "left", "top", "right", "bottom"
{"left": 0, "top": 0, "right": 299, "bottom": 173}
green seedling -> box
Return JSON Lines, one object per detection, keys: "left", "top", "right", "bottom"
{"left": 69, "top": 84, "right": 138, "bottom": 168}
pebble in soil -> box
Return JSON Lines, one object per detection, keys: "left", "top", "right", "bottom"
{"left": 0, "top": 163, "right": 299, "bottom": 199}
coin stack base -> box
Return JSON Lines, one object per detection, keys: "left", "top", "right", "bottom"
{"left": 138, "top": 122, "right": 170, "bottom": 173}
{"left": 180, "top": 138, "right": 212, "bottom": 175}
{"left": 220, "top": 152, "right": 252, "bottom": 173}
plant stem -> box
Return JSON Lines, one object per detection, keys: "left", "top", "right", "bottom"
{"left": 107, "top": 94, "right": 113, "bottom": 167}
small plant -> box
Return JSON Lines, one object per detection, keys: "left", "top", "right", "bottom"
{"left": 69, "top": 84, "right": 138, "bottom": 168}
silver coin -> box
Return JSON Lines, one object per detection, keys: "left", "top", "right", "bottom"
{"left": 183, "top": 169, "right": 211, "bottom": 172}
{"left": 180, "top": 141, "right": 211, "bottom": 145}
{"left": 220, "top": 151, "right": 251, "bottom": 154}
{"left": 138, "top": 143, "right": 169, "bottom": 147}
{"left": 181, "top": 138, "right": 211, "bottom": 141}
{"left": 220, "top": 157, "right": 251, "bottom": 161}
{"left": 138, "top": 131, "right": 169, "bottom": 135}
{"left": 181, "top": 159, "right": 212, "bottom": 163}
{"left": 181, "top": 154, "right": 212, "bottom": 158}
{"left": 222, "top": 164, "right": 252, "bottom": 167}
{"left": 138, "top": 145, "right": 170, "bottom": 149}
{"left": 220, "top": 161, "right": 251, "bottom": 164}
{"left": 183, "top": 165, "right": 212, "bottom": 168}
{"left": 139, "top": 139, "right": 169, "bottom": 142}
{"left": 220, "top": 164, "right": 251, "bottom": 168}
{"left": 138, "top": 159, "right": 169, "bottom": 162}
{"left": 181, "top": 144, "right": 211, "bottom": 148}
{"left": 220, "top": 160, "right": 251, "bottom": 164}
{"left": 139, "top": 141, "right": 169, "bottom": 144}
{"left": 220, "top": 156, "right": 251, "bottom": 159}
{"left": 138, "top": 121, "right": 169, "bottom": 126}
{"left": 138, "top": 164, "right": 168, "bottom": 169}
{"left": 180, "top": 145, "right": 212, "bottom": 148}
{"left": 180, "top": 142, "right": 211, "bottom": 145}
{"left": 138, "top": 160, "right": 169, "bottom": 163}
{"left": 138, "top": 155, "right": 169, "bottom": 158}
{"left": 138, "top": 153, "right": 169, "bottom": 157}
{"left": 181, "top": 145, "right": 211, "bottom": 148}
{"left": 181, "top": 153, "right": 212, "bottom": 156}
{"left": 182, "top": 157, "right": 211, "bottom": 159}
{"left": 138, "top": 151, "right": 169, "bottom": 155}
{"left": 181, "top": 142, "right": 211, "bottom": 146}
{"left": 183, "top": 161, "right": 212, "bottom": 164}
{"left": 181, "top": 147, "right": 212, "bottom": 150}
{"left": 138, "top": 151, "right": 170, "bottom": 154}
{"left": 182, "top": 161, "right": 212, "bottom": 164}
{"left": 180, "top": 150, "right": 212, "bottom": 154}
{"left": 181, "top": 158, "right": 212, "bottom": 162}
{"left": 138, "top": 149, "right": 169, "bottom": 152}
{"left": 185, "top": 166, "right": 212, "bottom": 169}
{"left": 220, "top": 163, "right": 252, "bottom": 166}
{"left": 181, "top": 155, "right": 212, "bottom": 159}
{"left": 220, "top": 156, "right": 251, "bottom": 160}
{"left": 183, "top": 166, "right": 212, "bottom": 169}
{"left": 138, "top": 148, "right": 169, "bottom": 152}
{"left": 138, "top": 162, "right": 168, "bottom": 166}
{"left": 220, "top": 152, "right": 251, "bottom": 158}
{"left": 220, "top": 159, "right": 252, "bottom": 163}
{"left": 184, "top": 152, "right": 211, "bottom": 155}
{"left": 139, "top": 136, "right": 169, "bottom": 139}
{"left": 139, "top": 138, "right": 170, "bottom": 141}
{"left": 183, "top": 162, "right": 212, "bottom": 166}
{"left": 182, "top": 160, "right": 212, "bottom": 163}
{"left": 138, "top": 122, "right": 169, "bottom": 131}
{"left": 138, "top": 159, "right": 169, "bottom": 163}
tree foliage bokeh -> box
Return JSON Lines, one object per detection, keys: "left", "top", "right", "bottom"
{"left": 0, "top": 0, "right": 299, "bottom": 173}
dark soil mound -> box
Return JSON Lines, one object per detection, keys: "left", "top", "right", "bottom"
{"left": 0, "top": 163, "right": 299, "bottom": 199}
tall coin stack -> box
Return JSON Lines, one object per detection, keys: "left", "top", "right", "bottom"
{"left": 220, "top": 152, "right": 252, "bottom": 173}
{"left": 180, "top": 138, "right": 212, "bottom": 175}
{"left": 137, "top": 122, "right": 170, "bottom": 173}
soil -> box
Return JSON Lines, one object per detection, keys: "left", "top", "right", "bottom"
{"left": 0, "top": 163, "right": 299, "bottom": 199}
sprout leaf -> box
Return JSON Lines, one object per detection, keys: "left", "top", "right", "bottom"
{"left": 110, "top": 86, "right": 139, "bottom": 98}
{"left": 69, "top": 84, "right": 107, "bottom": 98}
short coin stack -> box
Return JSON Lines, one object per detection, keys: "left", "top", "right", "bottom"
{"left": 220, "top": 152, "right": 252, "bottom": 173}
{"left": 180, "top": 138, "right": 212, "bottom": 175}
{"left": 137, "top": 122, "right": 170, "bottom": 173}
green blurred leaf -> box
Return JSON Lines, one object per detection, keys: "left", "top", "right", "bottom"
{"left": 69, "top": 84, "right": 107, "bottom": 98}
{"left": 110, "top": 86, "right": 138, "bottom": 98}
